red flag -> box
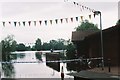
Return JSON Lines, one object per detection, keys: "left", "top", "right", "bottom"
{"left": 2, "top": 22, "right": 5, "bottom": 27}
{"left": 39, "top": 21, "right": 42, "bottom": 25}
{"left": 14, "top": 22, "right": 17, "bottom": 27}
{"left": 70, "top": 18, "right": 73, "bottom": 22}
{"left": 28, "top": 21, "right": 31, "bottom": 26}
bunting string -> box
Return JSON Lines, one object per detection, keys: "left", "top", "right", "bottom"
{"left": 1, "top": 15, "right": 95, "bottom": 27}
{"left": 65, "top": 0, "right": 95, "bottom": 13}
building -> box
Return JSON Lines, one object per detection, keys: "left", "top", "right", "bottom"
{"left": 68, "top": 24, "right": 120, "bottom": 80}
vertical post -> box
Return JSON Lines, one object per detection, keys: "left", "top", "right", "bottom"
{"left": 108, "top": 59, "right": 111, "bottom": 72}
{"left": 61, "top": 66, "right": 64, "bottom": 80}
{"left": 99, "top": 12, "right": 104, "bottom": 70}
{"left": 94, "top": 11, "right": 104, "bottom": 70}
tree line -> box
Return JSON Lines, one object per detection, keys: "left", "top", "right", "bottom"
{"left": 0, "top": 35, "right": 68, "bottom": 52}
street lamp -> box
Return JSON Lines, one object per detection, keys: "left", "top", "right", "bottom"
{"left": 94, "top": 11, "right": 104, "bottom": 70}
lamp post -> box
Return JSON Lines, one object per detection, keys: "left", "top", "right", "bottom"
{"left": 94, "top": 11, "right": 104, "bottom": 70}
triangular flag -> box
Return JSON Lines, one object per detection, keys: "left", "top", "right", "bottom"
{"left": 73, "top": 2, "right": 76, "bottom": 4}
{"left": 70, "top": 18, "right": 73, "bottom": 22}
{"left": 45, "top": 20, "right": 47, "bottom": 25}
{"left": 89, "top": 15, "right": 91, "bottom": 19}
{"left": 76, "top": 3, "right": 78, "bottom": 5}
{"left": 9, "top": 22, "right": 11, "bottom": 24}
{"left": 76, "top": 17, "right": 78, "bottom": 21}
{"left": 65, "top": 18, "right": 68, "bottom": 23}
{"left": 14, "top": 22, "right": 17, "bottom": 27}
{"left": 39, "top": 21, "right": 42, "bottom": 25}
{"left": 18, "top": 22, "right": 21, "bottom": 26}
{"left": 28, "top": 21, "right": 31, "bottom": 26}
{"left": 2, "top": 22, "right": 5, "bottom": 27}
{"left": 50, "top": 20, "right": 52, "bottom": 25}
{"left": 80, "top": 16, "right": 83, "bottom": 21}
{"left": 23, "top": 21, "right": 25, "bottom": 26}
{"left": 55, "top": 19, "right": 58, "bottom": 24}
{"left": 60, "top": 19, "right": 63, "bottom": 23}
{"left": 34, "top": 21, "right": 36, "bottom": 26}
{"left": 82, "top": 6, "right": 84, "bottom": 10}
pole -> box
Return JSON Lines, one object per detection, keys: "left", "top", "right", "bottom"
{"left": 99, "top": 12, "right": 104, "bottom": 70}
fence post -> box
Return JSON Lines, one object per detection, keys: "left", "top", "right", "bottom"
{"left": 108, "top": 59, "right": 111, "bottom": 72}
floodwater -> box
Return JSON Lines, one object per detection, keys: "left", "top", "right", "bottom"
{"left": 1, "top": 51, "right": 75, "bottom": 79}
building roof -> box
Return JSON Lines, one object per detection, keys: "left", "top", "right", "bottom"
{"left": 72, "top": 24, "right": 120, "bottom": 42}
{"left": 71, "top": 30, "right": 98, "bottom": 41}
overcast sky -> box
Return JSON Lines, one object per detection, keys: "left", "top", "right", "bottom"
{"left": 0, "top": 0, "right": 119, "bottom": 44}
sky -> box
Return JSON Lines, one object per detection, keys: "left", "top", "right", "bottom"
{"left": 0, "top": 0, "right": 119, "bottom": 45}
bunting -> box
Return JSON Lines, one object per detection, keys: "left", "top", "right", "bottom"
{"left": 60, "top": 19, "right": 63, "bottom": 23}
{"left": 76, "top": 17, "right": 78, "bottom": 21}
{"left": 70, "top": 18, "right": 73, "bottom": 22}
{"left": 2, "top": 22, "right": 5, "bottom": 27}
{"left": 18, "top": 22, "right": 21, "bottom": 26}
{"left": 89, "top": 15, "right": 91, "bottom": 19}
{"left": 50, "top": 20, "right": 52, "bottom": 25}
{"left": 23, "top": 21, "right": 25, "bottom": 26}
{"left": 39, "top": 21, "right": 42, "bottom": 25}
{"left": 45, "top": 20, "right": 47, "bottom": 25}
{"left": 28, "top": 21, "right": 31, "bottom": 26}
{"left": 1, "top": 15, "right": 95, "bottom": 27}
{"left": 80, "top": 16, "right": 83, "bottom": 21}
{"left": 9, "top": 22, "right": 11, "bottom": 24}
{"left": 34, "top": 21, "right": 36, "bottom": 26}
{"left": 14, "top": 22, "right": 17, "bottom": 27}
{"left": 68, "top": 1, "right": 95, "bottom": 13}
{"left": 65, "top": 18, "right": 68, "bottom": 23}
{"left": 55, "top": 19, "right": 58, "bottom": 24}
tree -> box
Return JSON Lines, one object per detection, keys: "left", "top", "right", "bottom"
{"left": 76, "top": 20, "right": 99, "bottom": 31}
{"left": 66, "top": 43, "right": 76, "bottom": 59}
{"left": 42, "top": 42, "right": 50, "bottom": 50}
{"left": 35, "top": 38, "right": 42, "bottom": 51}
{"left": 1, "top": 35, "right": 16, "bottom": 61}
{"left": 16, "top": 43, "right": 26, "bottom": 51}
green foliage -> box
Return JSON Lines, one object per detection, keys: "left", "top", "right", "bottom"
{"left": 35, "top": 38, "right": 42, "bottom": 51}
{"left": 42, "top": 39, "right": 67, "bottom": 50}
{"left": 42, "top": 42, "right": 50, "bottom": 50}
{"left": 76, "top": 20, "right": 99, "bottom": 31}
{"left": 35, "top": 52, "right": 42, "bottom": 61}
{"left": 16, "top": 43, "right": 26, "bottom": 51}
{"left": 66, "top": 43, "right": 76, "bottom": 59}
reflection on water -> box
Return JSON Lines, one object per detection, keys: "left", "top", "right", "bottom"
{"left": 35, "top": 52, "right": 42, "bottom": 61}
{"left": 2, "top": 51, "right": 74, "bottom": 78}
{"left": 2, "top": 53, "right": 25, "bottom": 77}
